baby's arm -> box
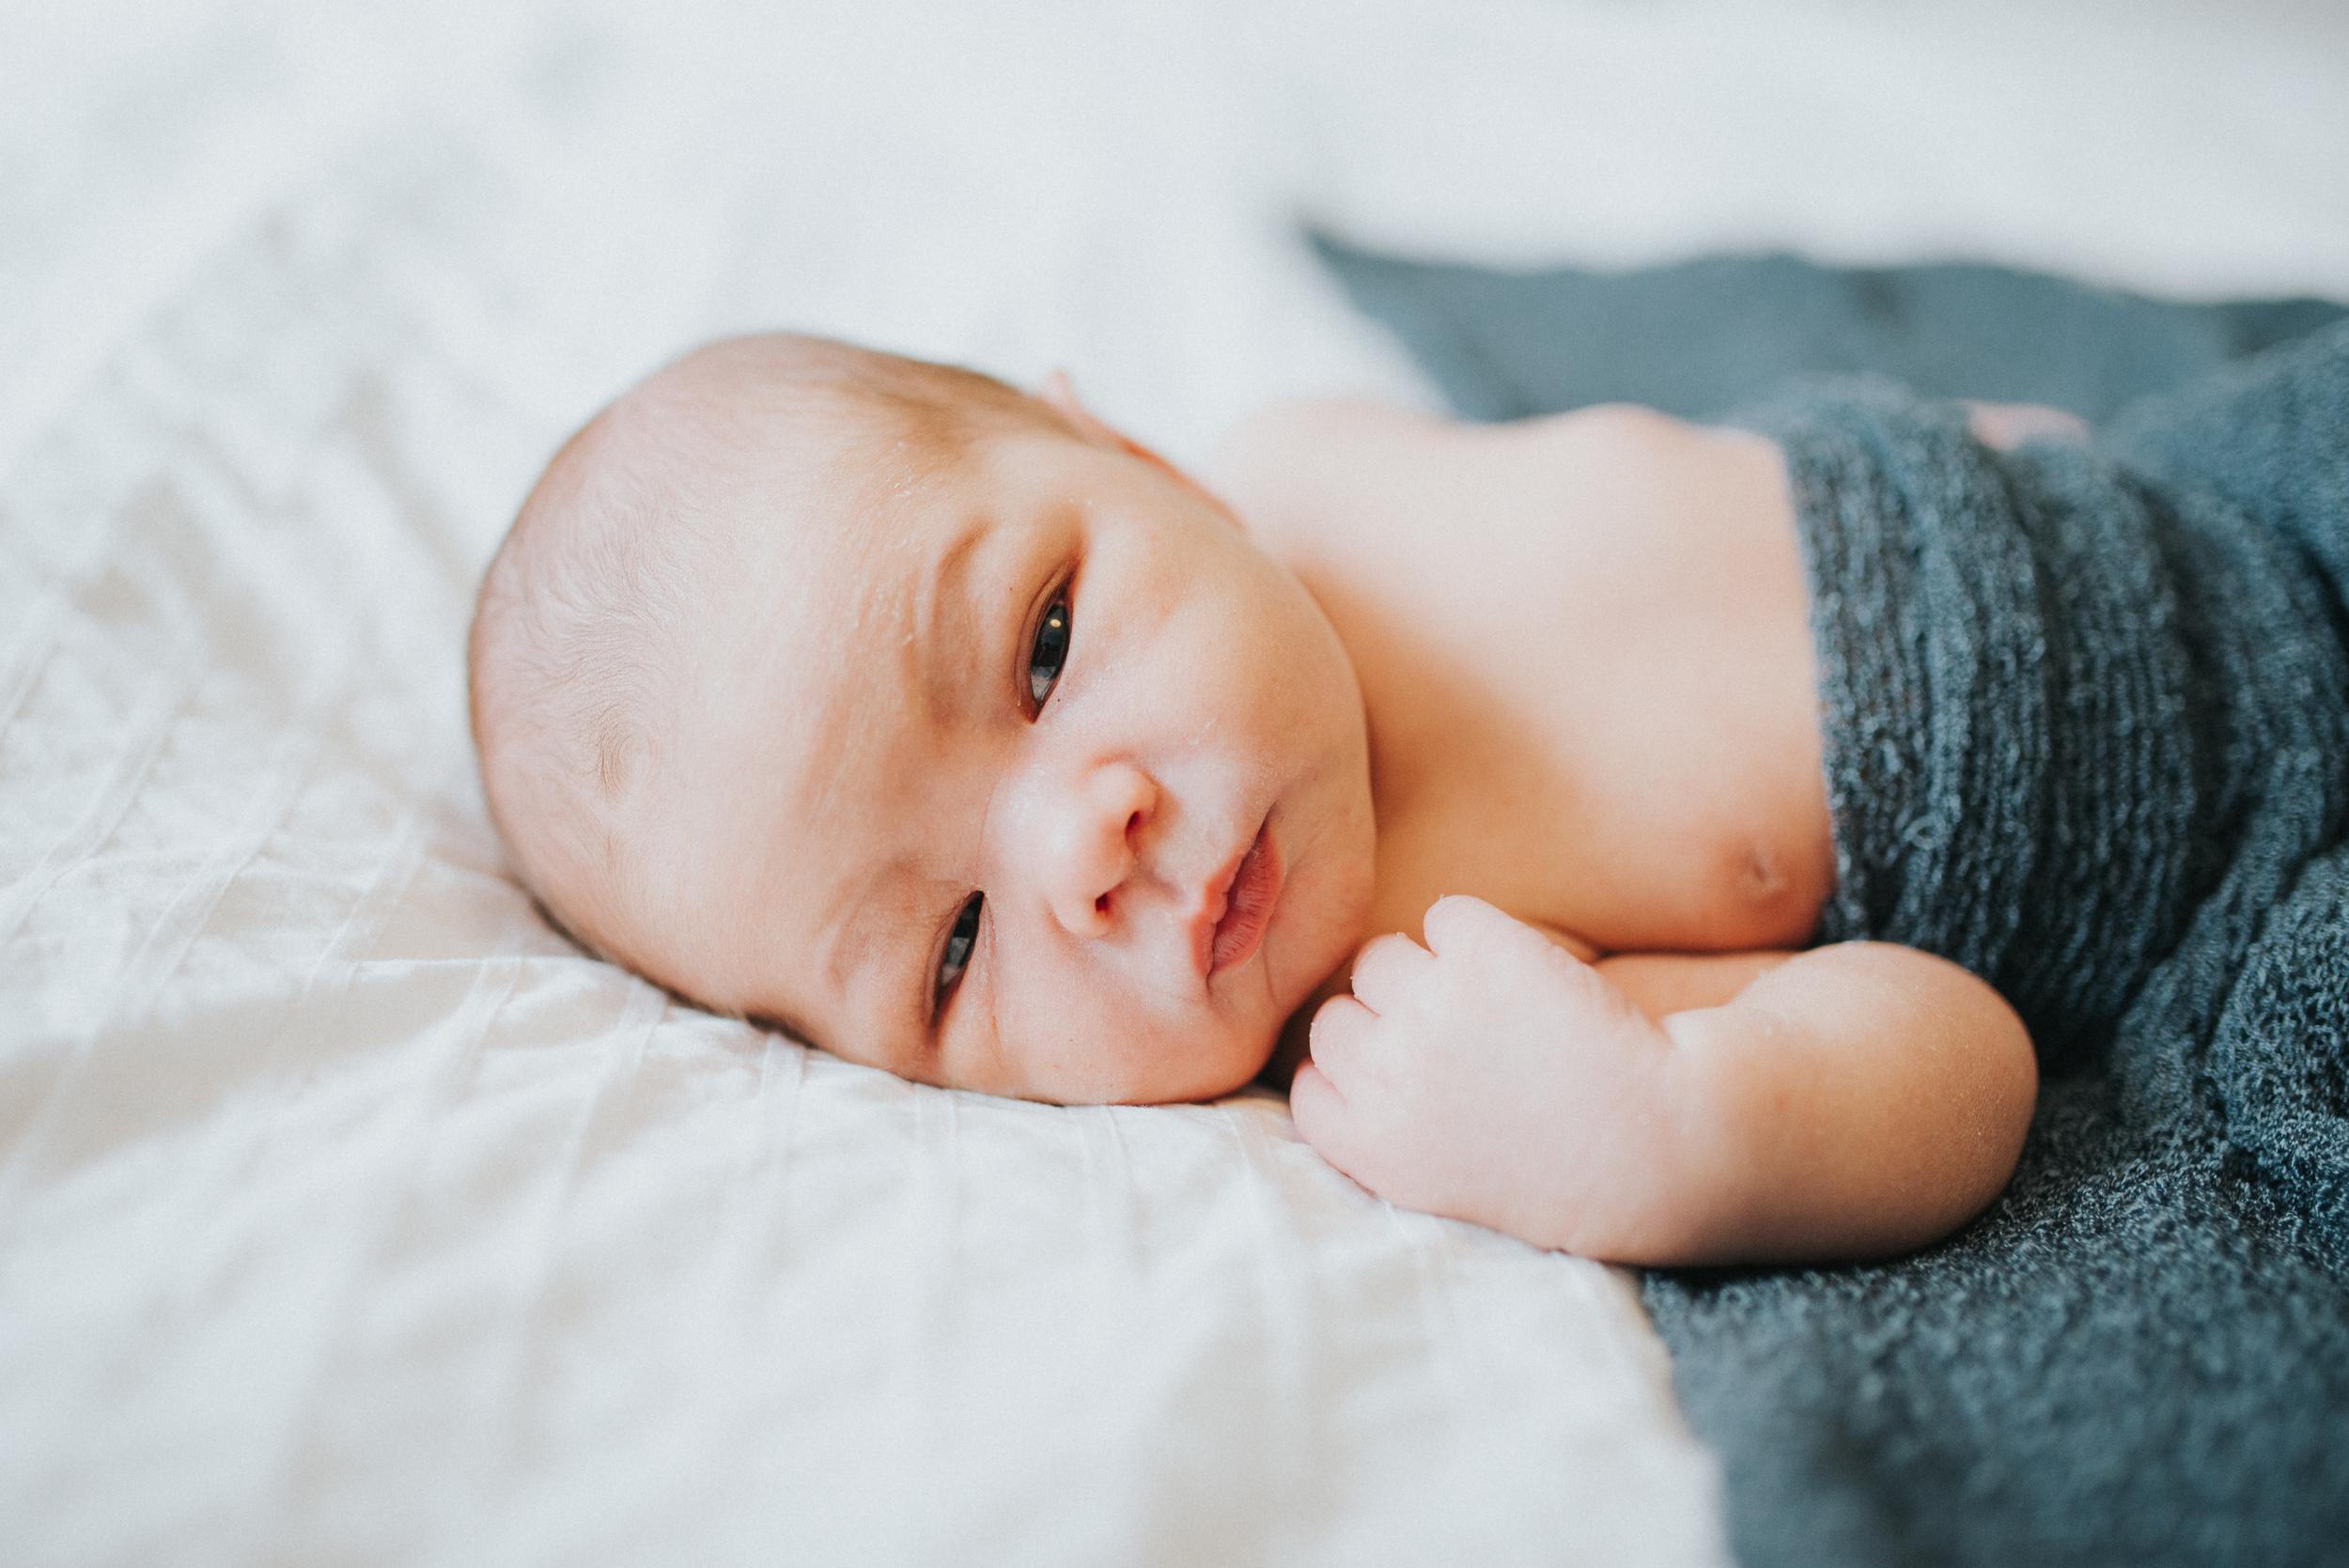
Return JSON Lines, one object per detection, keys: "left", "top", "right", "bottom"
{"left": 1963, "top": 400, "right": 2088, "bottom": 450}
{"left": 1290, "top": 897, "right": 2035, "bottom": 1265}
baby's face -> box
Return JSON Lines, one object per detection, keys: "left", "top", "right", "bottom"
{"left": 625, "top": 414, "right": 1375, "bottom": 1103}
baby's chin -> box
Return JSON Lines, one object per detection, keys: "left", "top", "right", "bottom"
{"left": 1211, "top": 1018, "right": 1287, "bottom": 1100}
{"left": 1056, "top": 1021, "right": 1283, "bottom": 1107}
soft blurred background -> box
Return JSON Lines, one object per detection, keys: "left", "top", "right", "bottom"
{"left": 12, "top": 0, "right": 2348, "bottom": 471}
{"left": 5, "top": 4, "right": 2346, "bottom": 1565}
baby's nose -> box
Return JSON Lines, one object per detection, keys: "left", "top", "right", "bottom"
{"left": 1032, "top": 761, "right": 1158, "bottom": 939}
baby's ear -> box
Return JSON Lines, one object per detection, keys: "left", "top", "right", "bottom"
{"left": 1034, "top": 370, "right": 1207, "bottom": 495}
{"left": 1035, "top": 370, "right": 1253, "bottom": 534}
{"left": 1034, "top": 370, "right": 1128, "bottom": 452}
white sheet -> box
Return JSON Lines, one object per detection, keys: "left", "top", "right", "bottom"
{"left": 7, "top": 3, "right": 2346, "bottom": 1564}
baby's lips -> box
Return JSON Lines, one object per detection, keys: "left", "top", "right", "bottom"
{"left": 1208, "top": 826, "right": 1282, "bottom": 977}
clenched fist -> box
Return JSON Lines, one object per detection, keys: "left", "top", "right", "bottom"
{"left": 1290, "top": 895, "right": 1695, "bottom": 1256}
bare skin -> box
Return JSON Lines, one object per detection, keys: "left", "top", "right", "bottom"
{"left": 1206, "top": 397, "right": 2041, "bottom": 1265}
{"left": 483, "top": 335, "right": 2058, "bottom": 1269}
{"left": 550, "top": 366, "right": 1379, "bottom": 1108}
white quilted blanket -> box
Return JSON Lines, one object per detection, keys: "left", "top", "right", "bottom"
{"left": 7, "top": 3, "right": 2346, "bottom": 1564}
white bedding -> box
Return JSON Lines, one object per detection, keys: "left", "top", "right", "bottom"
{"left": 7, "top": 3, "right": 2346, "bottom": 1563}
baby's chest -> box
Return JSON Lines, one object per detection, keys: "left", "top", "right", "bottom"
{"left": 1344, "top": 425, "right": 1834, "bottom": 955}
{"left": 1367, "top": 756, "right": 1830, "bottom": 959}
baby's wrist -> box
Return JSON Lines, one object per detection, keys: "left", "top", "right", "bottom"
{"left": 1542, "top": 1007, "right": 1758, "bottom": 1264}
{"left": 1508, "top": 1013, "right": 1733, "bottom": 1262}
{"left": 1654, "top": 1006, "right": 1779, "bottom": 1258}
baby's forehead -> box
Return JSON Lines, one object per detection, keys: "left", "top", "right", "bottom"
{"left": 646, "top": 613, "right": 948, "bottom": 1046}
{"left": 679, "top": 457, "right": 953, "bottom": 676}
{"left": 654, "top": 452, "right": 967, "bottom": 837}
{"left": 655, "top": 424, "right": 1067, "bottom": 904}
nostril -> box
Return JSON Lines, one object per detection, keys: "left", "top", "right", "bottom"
{"left": 1096, "top": 893, "right": 1111, "bottom": 915}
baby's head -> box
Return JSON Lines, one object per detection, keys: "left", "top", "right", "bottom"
{"left": 471, "top": 334, "right": 1374, "bottom": 1103}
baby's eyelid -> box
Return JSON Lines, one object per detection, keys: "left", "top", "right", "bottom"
{"left": 928, "top": 892, "right": 984, "bottom": 1026}
{"left": 1025, "top": 573, "right": 1075, "bottom": 713}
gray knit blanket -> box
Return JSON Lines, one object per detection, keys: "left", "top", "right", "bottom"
{"left": 1317, "top": 245, "right": 2349, "bottom": 1566}
{"left": 1647, "top": 323, "right": 2349, "bottom": 1567}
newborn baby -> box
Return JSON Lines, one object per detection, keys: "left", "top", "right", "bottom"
{"left": 470, "top": 334, "right": 2038, "bottom": 1266}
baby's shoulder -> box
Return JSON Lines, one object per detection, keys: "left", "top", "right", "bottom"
{"left": 1200, "top": 396, "right": 1447, "bottom": 534}
{"left": 1205, "top": 396, "right": 1781, "bottom": 576}
{"left": 1206, "top": 396, "right": 1682, "bottom": 501}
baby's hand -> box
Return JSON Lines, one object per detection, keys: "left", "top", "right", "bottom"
{"left": 1289, "top": 895, "right": 1681, "bottom": 1254}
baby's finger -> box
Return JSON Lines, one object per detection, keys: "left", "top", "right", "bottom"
{"left": 1347, "top": 930, "right": 1434, "bottom": 1016}
{"left": 1288, "top": 1061, "right": 1346, "bottom": 1152}
{"left": 1290, "top": 1062, "right": 1379, "bottom": 1192}
{"left": 1307, "top": 992, "right": 1377, "bottom": 1080}
{"left": 1422, "top": 893, "right": 1548, "bottom": 960}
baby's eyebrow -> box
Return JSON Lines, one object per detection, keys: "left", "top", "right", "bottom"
{"left": 911, "top": 518, "right": 988, "bottom": 727}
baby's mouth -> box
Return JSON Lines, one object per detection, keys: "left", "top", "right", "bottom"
{"left": 1207, "top": 825, "right": 1283, "bottom": 978}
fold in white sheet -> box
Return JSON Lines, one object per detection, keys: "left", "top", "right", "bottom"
{"left": 7, "top": 1, "right": 2346, "bottom": 1563}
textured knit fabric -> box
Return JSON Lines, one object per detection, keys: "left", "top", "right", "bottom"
{"left": 1641, "top": 321, "right": 2349, "bottom": 1567}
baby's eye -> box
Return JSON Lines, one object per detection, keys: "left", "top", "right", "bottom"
{"left": 1029, "top": 594, "right": 1071, "bottom": 706}
{"left": 935, "top": 893, "right": 983, "bottom": 1006}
